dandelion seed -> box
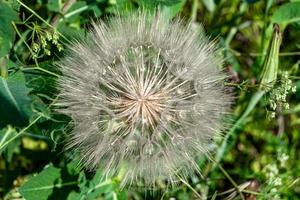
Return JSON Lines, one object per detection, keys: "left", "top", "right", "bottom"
{"left": 56, "top": 11, "right": 232, "bottom": 187}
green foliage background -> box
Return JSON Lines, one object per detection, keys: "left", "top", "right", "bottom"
{"left": 0, "top": 0, "right": 300, "bottom": 199}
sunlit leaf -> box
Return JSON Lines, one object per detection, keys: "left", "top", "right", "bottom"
{"left": 19, "top": 164, "right": 61, "bottom": 200}
{"left": 272, "top": 2, "right": 300, "bottom": 26}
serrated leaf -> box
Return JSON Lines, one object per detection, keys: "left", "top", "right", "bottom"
{"left": 19, "top": 164, "right": 61, "bottom": 200}
{"left": 272, "top": 2, "right": 300, "bottom": 26}
{"left": 0, "top": 72, "right": 33, "bottom": 128}
{"left": 0, "top": 1, "right": 19, "bottom": 58}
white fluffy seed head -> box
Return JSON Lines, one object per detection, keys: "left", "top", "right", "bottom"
{"left": 56, "top": 11, "right": 232, "bottom": 187}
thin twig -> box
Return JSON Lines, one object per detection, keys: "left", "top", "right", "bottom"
{"left": 176, "top": 174, "right": 203, "bottom": 199}
{"left": 0, "top": 96, "right": 59, "bottom": 151}
{"left": 0, "top": 116, "right": 42, "bottom": 151}
{"left": 12, "top": 21, "right": 35, "bottom": 55}
{"left": 215, "top": 162, "right": 245, "bottom": 200}
{"left": 230, "top": 48, "right": 300, "bottom": 57}
{"left": 16, "top": 0, "right": 70, "bottom": 42}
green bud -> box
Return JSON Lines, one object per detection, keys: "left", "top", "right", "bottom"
{"left": 45, "top": 31, "right": 52, "bottom": 41}
{"left": 44, "top": 49, "right": 51, "bottom": 56}
{"left": 32, "top": 53, "right": 38, "bottom": 59}
{"left": 52, "top": 30, "right": 59, "bottom": 41}
{"left": 32, "top": 42, "right": 40, "bottom": 52}
{"left": 259, "top": 24, "right": 282, "bottom": 92}
{"left": 283, "top": 103, "right": 289, "bottom": 110}
{"left": 57, "top": 43, "right": 63, "bottom": 52}
{"left": 40, "top": 36, "right": 47, "bottom": 48}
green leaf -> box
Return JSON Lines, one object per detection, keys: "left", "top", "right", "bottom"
{"left": 70, "top": 169, "right": 124, "bottom": 200}
{"left": 19, "top": 164, "right": 61, "bottom": 200}
{"left": 272, "top": 2, "right": 300, "bottom": 26}
{"left": 140, "top": 0, "right": 181, "bottom": 7}
{"left": 0, "top": 126, "right": 21, "bottom": 161}
{"left": 161, "top": 0, "right": 186, "bottom": 20}
{"left": 0, "top": 57, "right": 8, "bottom": 78}
{"left": 47, "top": 0, "right": 62, "bottom": 12}
{"left": 202, "top": 0, "right": 216, "bottom": 12}
{"left": 66, "top": 191, "right": 81, "bottom": 200}
{"left": 0, "top": 72, "right": 33, "bottom": 128}
{"left": 64, "top": 1, "right": 87, "bottom": 23}
{"left": 259, "top": 24, "right": 281, "bottom": 92}
{"left": 0, "top": 1, "right": 19, "bottom": 58}
{"left": 214, "top": 25, "right": 282, "bottom": 168}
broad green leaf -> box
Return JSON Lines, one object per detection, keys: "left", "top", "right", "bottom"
{"left": 19, "top": 164, "right": 61, "bottom": 200}
{"left": 272, "top": 2, "right": 300, "bottom": 26}
{"left": 0, "top": 72, "right": 33, "bottom": 128}
{"left": 0, "top": 1, "right": 19, "bottom": 58}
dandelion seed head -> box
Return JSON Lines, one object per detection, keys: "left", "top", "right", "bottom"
{"left": 56, "top": 11, "right": 232, "bottom": 187}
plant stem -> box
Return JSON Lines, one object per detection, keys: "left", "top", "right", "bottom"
{"left": 216, "top": 162, "right": 245, "bottom": 200}
{"left": 212, "top": 90, "right": 264, "bottom": 169}
{"left": 176, "top": 174, "right": 203, "bottom": 199}
{"left": 0, "top": 115, "right": 42, "bottom": 151}
{"left": 16, "top": 0, "right": 70, "bottom": 42}
{"left": 0, "top": 57, "right": 8, "bottom": 78}
{"left": 50, "top": 0, "right": 77, "bottom": 27}
{"left": 12, "top": 21, "right": 35, "bottom": 55}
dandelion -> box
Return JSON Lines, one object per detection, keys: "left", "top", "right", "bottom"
{"left": 56, "top": 11, "right": 232, "bottom": 187}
